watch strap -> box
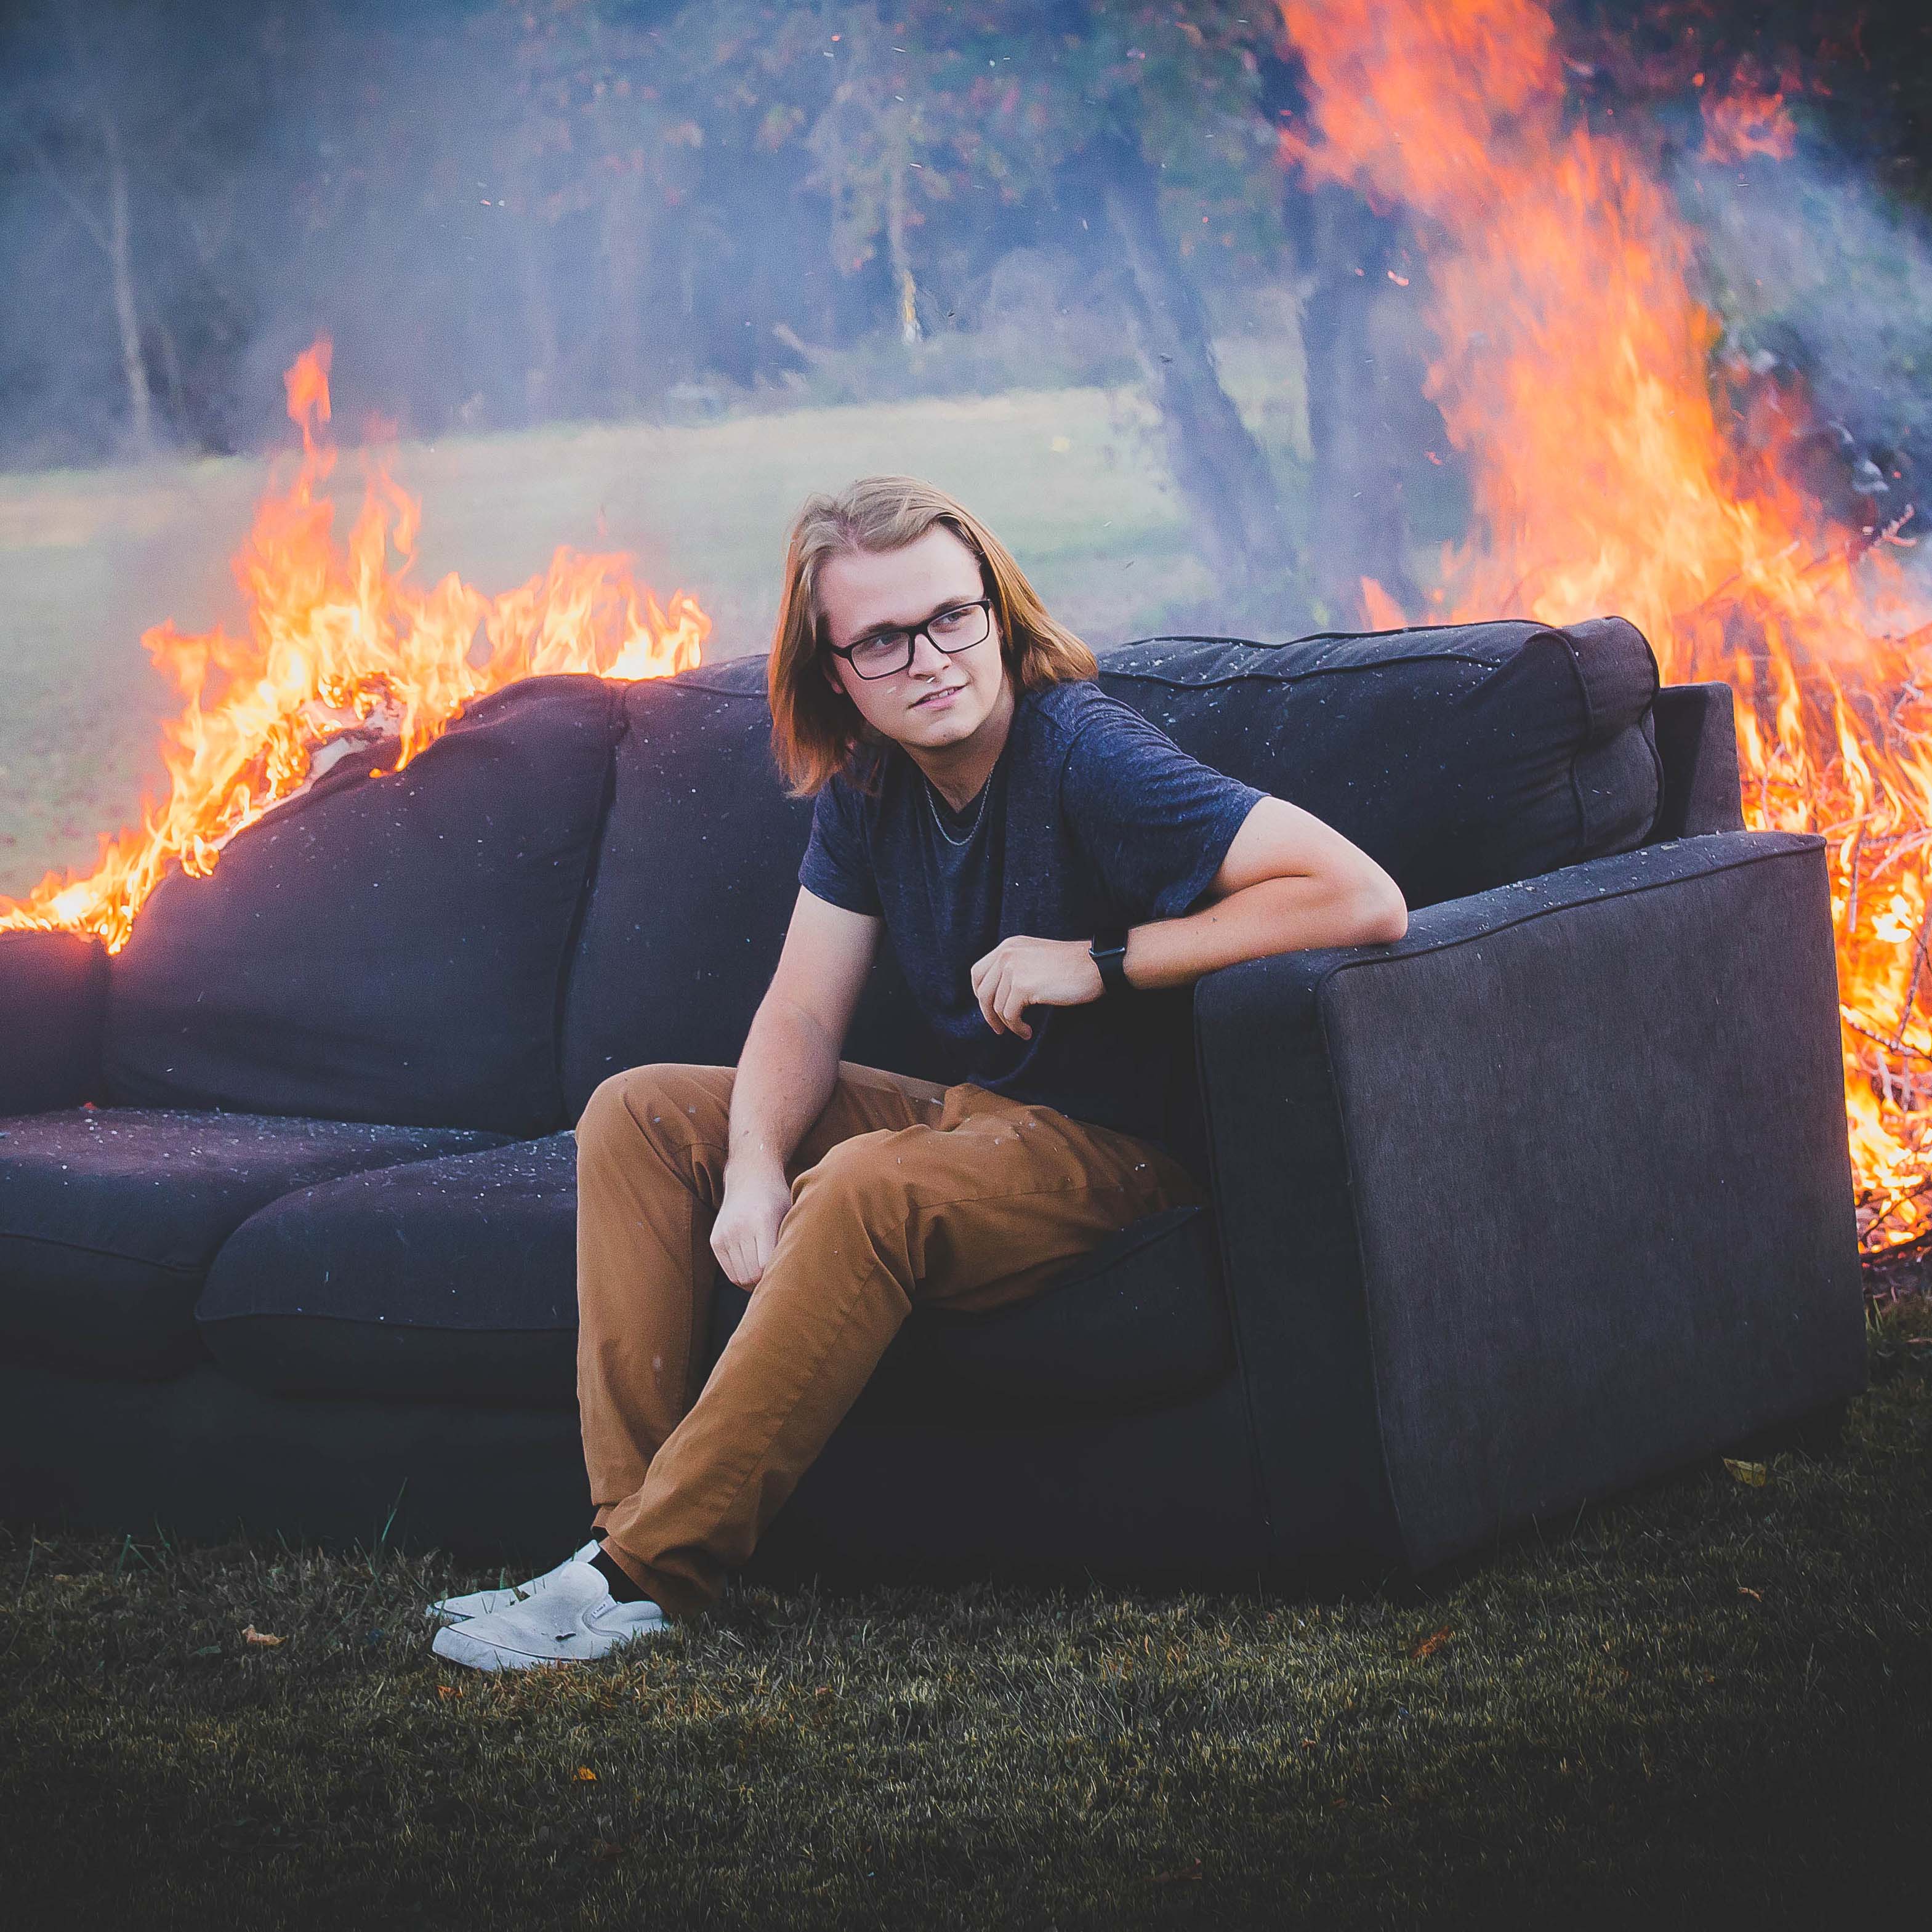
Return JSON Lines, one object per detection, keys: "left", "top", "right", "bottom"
{"left": 1089, "top": 925, "right": 1130, "bottom": 994}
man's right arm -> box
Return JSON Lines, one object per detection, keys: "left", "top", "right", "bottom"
{"left": 709, "top": 887, "right": 881, "bottom": 1288}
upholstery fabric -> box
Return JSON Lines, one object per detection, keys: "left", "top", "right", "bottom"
{"left": 0, "top": 1108, "right": 504, "bottom": 1378}
{"left": 0, "top": 930, "right": 107, "bottom": 1115}
{"left": 705, "top": 1203, "right": 1233, "bottom": 1427}
{"left": 560, "top": 658, "right": 946, "bottom": 1120}
{"left": 197, "top": 1133, "right": 581, "bottom": 1406}
{"left": 0, "top": 1358, "right": 592, "bottom": 1569}
{"left": 1649, "top": 682, "right": 1746, "bottom": 839}
{"left": 1193, "top": 830, "right": 1864, "bottom": 1577}
{"left": 0, "top": 1356, "right": 1274, "bottom": 1588}
{"left": 105, "top": 676, "right": 624, "bottom": 1136}
{"left": 1098, "top": 619, "right": 1662, "bottom": 908}
{"left": 200, "top": 1127, "right": 1231, "bottom": 1425}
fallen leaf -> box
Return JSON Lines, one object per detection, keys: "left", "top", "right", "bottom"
{"left": 574, "top": 1766, "right": 598, "bottom": 1782}
{"left": 1409, "top": 1626, "right": 1453, "bottom": 1659}
{"left": 437, "top": 1683, "right": 464, "bottom": 1699}
{"left": 1737, "top": 1585, "right": 1763, "bottom": 1600}
{"left": 592, "top": 1841, "right": 626, "bottom": 1861}
{"left": 241, "top": 1625, "right": 284, "bottom": 1648}
{"left": 1723, "top": 1459, "right": 1769, "bottom": 1486}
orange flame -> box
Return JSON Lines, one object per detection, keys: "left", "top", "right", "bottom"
{"left": 0, "top": 340, "right": 707, "bottom": 954}
{"left": 1281, "top": 0, "right": 1932, "bottom": 1253}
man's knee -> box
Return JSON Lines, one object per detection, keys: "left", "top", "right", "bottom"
{"left": 578, "top": 1063, "right": 728, "bottom": 1157}
{"left": 791, "top": 1129, "right": 917, "bottom": 1226}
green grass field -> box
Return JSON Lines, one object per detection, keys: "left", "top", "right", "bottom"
{"left": 4, "top": 1299, "right": 1928, "bottom": 1930}
{"left": 0, "top": 383, "right": 1247, "bottom": 906}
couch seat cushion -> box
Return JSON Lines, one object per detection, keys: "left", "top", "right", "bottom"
{"left": 0, "top": 1108, "right": 505, "bottom": 1379}
{"left": 196, "top": 1133, "right": 581, "bottom": 1407}
{"left": 709, "top": 1204, "right": 1233, "bottom": 1426}
{"left": 197, "top": 1141, "right": 1231, "bottom": 1423}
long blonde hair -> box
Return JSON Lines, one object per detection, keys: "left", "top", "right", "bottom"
{"left": 768, "top": 475, "right": 1098, "bottom": 796}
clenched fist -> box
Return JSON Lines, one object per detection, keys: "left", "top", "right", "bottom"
{"left": 710, "top": 1163, "right": 795, "bottom": 1288}
{"left": 968, "top": 934, "right": 1105, "bottom": 1040}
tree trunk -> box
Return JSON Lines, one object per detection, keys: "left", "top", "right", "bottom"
{"left": 1090, "top": 133, "right": 1296, "bottom": 602}
{"left": 887, "top": 107, "right": 920, "bottom": 346}
{"left": 602, "top": 164, "right": 648, "bottom": 413}
{"left": 99, "top": 105, "right": 154, "bottom": 458}
{"left": 1298, "top": 183, "right": 1422, "bottom": 624}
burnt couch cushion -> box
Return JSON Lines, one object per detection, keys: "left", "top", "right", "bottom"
{"left": 105, "top": 675, "right": 624, "bottom": 1137}
{"left": 196, "top": 1133, "right": 1230, "bottom": 1423}
{"left": 1098, "top": 619, "right": 1660, "bottom": 908}
{"left": 707, "top": 1204, "right": 1233, "bottom": 1427}
{"left": 196, "top": 1133, "right": 581, "bottom": 1407}
{"left": 560, "top": 658, "right": 947, "bottom": 1119}
{"left": 0, "top": 1108, "right": 504, "bottom": 1379}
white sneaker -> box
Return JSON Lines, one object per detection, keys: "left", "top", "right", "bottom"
{"left": 430, "top": 1560, "right": 667, "bottom": 1671}
{"left": 424, "top": 1539, "right": 603, "bottom": 1624}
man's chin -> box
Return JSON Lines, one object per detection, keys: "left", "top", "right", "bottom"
{"left": 899, "top": 704, "right": 984, "bottom": 747}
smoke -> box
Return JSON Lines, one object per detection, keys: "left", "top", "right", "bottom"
{"left": 1687, "top": 144, "right": 1932, "bottom": 534}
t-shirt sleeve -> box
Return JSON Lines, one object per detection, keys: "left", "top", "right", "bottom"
{"left": 798, "top": 777, "right": 883, "bottom": 917}
{"left": 1060, "top": 703, "right": 1266, "bottom": 921}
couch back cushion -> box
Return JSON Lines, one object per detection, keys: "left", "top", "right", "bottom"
{"left": 561, "top": 621, "right": 1659, "bottom": 1106}
{"left": 105, "top": 675, "right": 623, "bottom": 1137}
{"left": 559, "top": 659, "right": 946, "bottom": 1119}
{"left": 1098, "top": 619, "right": 1660, "bottom": 910}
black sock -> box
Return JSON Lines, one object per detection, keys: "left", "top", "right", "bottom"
{"left": 590, "top": 1545, "right": 651, "bottom": 1604}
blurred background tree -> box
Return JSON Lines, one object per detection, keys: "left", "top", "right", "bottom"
{"left": 1, "top": 0, "right": 1929, "bottom": 618}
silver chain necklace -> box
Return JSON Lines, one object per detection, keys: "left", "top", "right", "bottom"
{"left": 924, "top": 773, "right": 992, "bottom": 848}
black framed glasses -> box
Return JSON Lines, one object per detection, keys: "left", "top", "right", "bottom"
{"left": 826, "top": 598, "right": 993, "bottom": 680}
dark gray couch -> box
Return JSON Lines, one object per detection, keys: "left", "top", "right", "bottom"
{"left": 0, "top": 621, "right": 1866, "bottom": 1592}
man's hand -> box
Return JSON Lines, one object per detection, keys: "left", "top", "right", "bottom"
{"left": 968, "top": 934, "right": 1104, "bottom": 1039}
{"left": 710, "top": 1163, "right": 795, "bottom": 1288}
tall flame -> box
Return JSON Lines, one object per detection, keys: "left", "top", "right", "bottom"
{"left": 1281, "top": 0, "right": 1932, "bottom": 1252}
{"left": 0, "top": 340, "right": 707, "bottom": 954}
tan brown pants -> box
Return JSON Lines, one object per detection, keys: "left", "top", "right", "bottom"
{"left": 574, "top": 1060, "right": 1201, "bottom": 1616}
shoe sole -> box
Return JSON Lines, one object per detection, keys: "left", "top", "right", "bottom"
{"left": 431, "top": 1618, "right": 665, "bottom": 1673}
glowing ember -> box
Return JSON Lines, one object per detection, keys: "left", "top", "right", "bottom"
{"left": 1281, "top": 0, "right": 1932, "bottom": 1253}
{"left": 0, "top": 340, "right": 707, "bottom": 955}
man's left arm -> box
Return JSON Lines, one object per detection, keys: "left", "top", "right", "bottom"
{"left": 970, "top": 797, "right": 1407, "bottom": 1037}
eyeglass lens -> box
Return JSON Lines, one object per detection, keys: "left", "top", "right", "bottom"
{"left": 848, "top": 602, "right": 990, "bottom": 678}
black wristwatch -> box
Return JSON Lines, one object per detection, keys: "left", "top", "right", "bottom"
{"left": 1089, "top": 925, "right": 1130, "bottom": 996}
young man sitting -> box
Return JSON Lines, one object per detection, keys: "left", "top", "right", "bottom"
{"left": 429, "top": 475, "right": 1407, "bottom": 1670}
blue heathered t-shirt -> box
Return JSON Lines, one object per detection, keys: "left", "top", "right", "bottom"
{"left": 798, "top": 679, "right": 1265, "bottom": 1149}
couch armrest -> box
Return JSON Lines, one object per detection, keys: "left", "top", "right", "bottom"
{"left": 1193, "top": 831, "right": 1864, "bottom": 1578}
{"left": 0, "top": 928, "right": 108, "bottom": 1114}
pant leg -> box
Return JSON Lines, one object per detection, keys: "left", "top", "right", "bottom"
{"left": 596, "top": 1084, "right": 1199, "bottom": 1615}
{"left": 574, "top": 1060, "right": 946, "bottom": 1516}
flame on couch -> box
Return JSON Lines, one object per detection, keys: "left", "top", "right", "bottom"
{"left": 1281, "top": 0, "right": 1932, "bottom": 1253}
{"left": 0, "top": 339, "right": 708, "bottom": 956}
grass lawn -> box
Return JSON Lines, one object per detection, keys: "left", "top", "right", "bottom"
{"left": 0, "top": 382, "right": 1242, "bottom": 907}
{"left": 3, "top": 1295, "right": 1928, "bottom": 1931}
